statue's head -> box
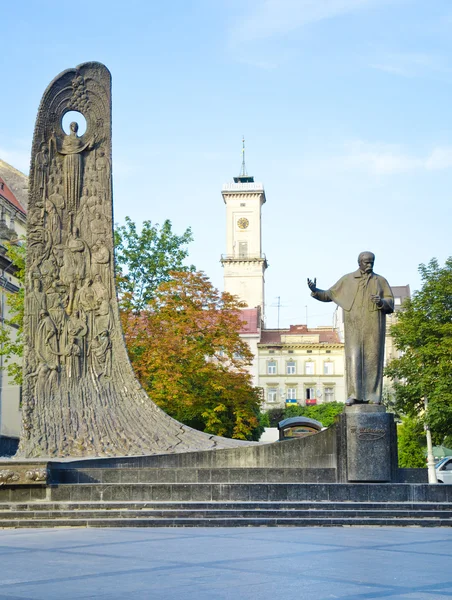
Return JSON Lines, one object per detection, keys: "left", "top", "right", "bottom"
{"left": 70, "top": 121, "right": 79, "bottom": 134}
{"left": 358, "top": 251, "right": 375, "bottom": 274}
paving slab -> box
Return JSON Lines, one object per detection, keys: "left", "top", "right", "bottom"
{"left": 1, "top": 527, "right": 452, "bottom": 599}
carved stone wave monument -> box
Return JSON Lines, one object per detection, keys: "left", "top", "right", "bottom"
{"left": 18, "top": 62, "right": 248, "bottom": 458}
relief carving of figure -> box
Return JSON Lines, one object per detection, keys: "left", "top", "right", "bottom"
{"left": 89, "top": 211, "right": 108, "bottom": 242}
{"left": 36, "top": 310, "right": 59, "bottom": 369}
{"left": 76, "top": 278, "right": 97, "bottom": 339}
{"left": 44, "top": 196, "right": 62, "bottom": 244}
{"left": 56, "top": 121, "right": 93, "bottom": 215}
{"left": 26, "top": 278, "right": 47, "bottom": 342}
{"left": 39, "top": 254, "right": 59, "bottom": 291}
{"left": 34, "top": 143, "right": 49, "bottom": 200}
{"left": 91, "top": 238, "right": 111, "bottom": 294}
{"left": 61, "top": 227, "right": 90, "bottom": 313}
{"left": 29, "top": 362, "right": 58, "bottom": 401}
{"left": 65, "top": 309, "right": 88, "bottom": 373}
{"left": 49, "top": 184, "right": 65, "bottom": 216}
{"left": 95, "top": 148, "right": 110, "bottom": 193}
{"left": 65, "top": 336, "right": 81, "bottom": 379}
{"left": 46, "top": 280, "right": 68, "bottom": 345}
{"left": 88, "top": 329, "right": 112, "bottom": 378}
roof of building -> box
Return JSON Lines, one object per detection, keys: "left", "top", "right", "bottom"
{"left": 239, "top": 308, "right": 261, "bottom": 334}
{"left": 0, "top": 177, "right": 27, "bottom": 215}
{"left": 0, "top": 159, "right": 28, "bottom": 210}
{"left": 259, "top": 324, "right": 341, "bottom": 345}
{"left": 391, "top": 285, "right": 411, "bottom": 312}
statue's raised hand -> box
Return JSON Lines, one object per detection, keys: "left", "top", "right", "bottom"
{"left": 307, "top": 277, "right": 317, "bottom": 292}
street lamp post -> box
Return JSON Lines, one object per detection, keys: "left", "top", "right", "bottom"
{"left": 424, "top": 395, "right": 438, "bottom": 484}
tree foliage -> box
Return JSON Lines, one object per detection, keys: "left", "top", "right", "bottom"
{"left": 385, "top": 257, "right": 452, "bottom": 443}
{"left": 114, "top": 217, "right": 194, "bottom": 313}
{"left": 266, "top": 402, "right": 345, "bottom": 428}
{"left": 0, "top": 241, "right": 25, "bottom": 385}
{"left": 121, "top": 270, "right": 264, "bottom": 440}
{"left": 397, "top": 416, "right": 426, "bottom": 468}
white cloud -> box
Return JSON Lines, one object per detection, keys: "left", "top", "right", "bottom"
{"left": 230, "top": 0, "right": 382, "bottom": 43}
{"left": 301, "top": 140, "right": 452, "bottom": 176}
{"left": 370, "top": 52, "right": 452, "bottom": 79}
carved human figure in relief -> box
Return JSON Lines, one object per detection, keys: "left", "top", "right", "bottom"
{"left": 65, "top": 310, "right": 88, "bottom": 373}
{"left": 95, "top": 148, "right": 109, "bottom": 193}
{"left": 90, "top": 211, "right": 108, "bottom": 241}
{"left": 62, "top": 226, "right": 90, "bottom": 313}
{"left": 36, "top": 310, "right": 59, "bottom": 370}
{"left": 34, "top": 143, "right": 49, "bottom": 199}
{"left": 49, "top": 184, "right": 65, "bottom": 218}
{"left": 91, "top": 238, "right": 111, "bottom": 293}
{"left": 65, "top": 336, "right": 81, "bottom": 379}
{"left": 46, "top": 280, "right": 68, "bottom": 345}
{"left": 57, "top": 121, "right": 93, "bottom": 215}
{"left": 89, "top": 329, "right": 112, "bottom": 378}
{"left": 44, "top": 196, "right": 62, "bottom": 244}
{"left": 26, "top": 278, "right": 47, "bottom": 343}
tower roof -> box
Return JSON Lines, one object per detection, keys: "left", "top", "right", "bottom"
{"left": 233, "top": 137, "right": 254, "bottom": 183}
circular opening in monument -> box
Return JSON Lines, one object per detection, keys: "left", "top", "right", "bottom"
{"left": 62, "top": 111, "right": 87, "bottom": 136}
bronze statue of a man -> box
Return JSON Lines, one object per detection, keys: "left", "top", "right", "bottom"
{"left": 308, "top": 251, "right": 394, "bottom": 405}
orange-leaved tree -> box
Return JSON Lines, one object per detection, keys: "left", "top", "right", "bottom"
{"left": 121, "top": 270, "right": 264, "bottom": 440}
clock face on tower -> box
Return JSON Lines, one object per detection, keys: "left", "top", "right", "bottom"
{"left": 237, "top": 217, "right": 249, "bottom": 230}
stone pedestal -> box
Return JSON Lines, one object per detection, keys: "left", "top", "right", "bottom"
{"left": 337, "top": 405, "right": 398, "bottom": 483}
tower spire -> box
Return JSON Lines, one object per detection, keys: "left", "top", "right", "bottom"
{"left": 234, "top": 136, "right": 254, "bottom": 183}
{"left": 240, "top": 136, "right": 247, "bottom": 177}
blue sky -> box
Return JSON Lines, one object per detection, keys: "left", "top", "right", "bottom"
{"left": 1, "top": 0, "right": 451, "bottom": 327}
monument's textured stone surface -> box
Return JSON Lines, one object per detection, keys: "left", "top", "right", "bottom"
{"left": 18, "top": 62, "right": 248, "bottom": 458}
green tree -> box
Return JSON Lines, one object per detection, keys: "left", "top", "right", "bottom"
{"left": 114, "top": 217, "right": 194, "bottom": 312}
{"left": 0, "top": 241, "right": 25, "bottom": 385}
{"left": 397, "top": 416, "right": 426, "bottom": 468}
{"left": 266, "top": 402, "right": 344, "bottom": 428}
{"left": 385, "top": 257, "right": 452, "bottom": 443}
{"left": 121, "top": 270, "right": 264, "bottom": 440}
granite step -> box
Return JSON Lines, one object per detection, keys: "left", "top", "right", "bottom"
{"left": 1, "top": 516, "right": 451, "bottom": 528}
{"left": 7, "top": 500, "right": 452, "bottom": 512}
{"left": 2, "top": 508, "right": 452, "bottom": 520}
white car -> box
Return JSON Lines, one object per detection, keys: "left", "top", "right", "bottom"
{"left": 435, "top": 457, "right": 452, "bottom": 483}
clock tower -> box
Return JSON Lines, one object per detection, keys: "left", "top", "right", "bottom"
{"left": 221, "top": 140, "right": 267, "bottom": 320}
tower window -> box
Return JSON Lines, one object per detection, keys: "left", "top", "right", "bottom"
{"left": 238, "top": 241, "right": 248, "bottom": 258}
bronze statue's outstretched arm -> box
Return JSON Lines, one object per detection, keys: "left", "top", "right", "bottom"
{"left": 307, "top": 278, "right": 333, "bottom": 303}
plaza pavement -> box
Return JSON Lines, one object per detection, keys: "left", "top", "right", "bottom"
{"left": 0, "top": 527, "right": 451, "bottom": 599}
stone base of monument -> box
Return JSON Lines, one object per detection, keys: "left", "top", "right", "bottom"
{"left": 1, "top": 413, "right": 450, "bottom": 527}
{"left": 336, "top": 405, "right": 399, "bottom": 483}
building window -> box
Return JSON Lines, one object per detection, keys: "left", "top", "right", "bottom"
{"left": 238, "top": 241, "right": 248, "bottom": 258}
{"left": 267, "top": 387, "right": 278, "bottom": 403}
{"left": 267, "top": 360, "right": 277, "bottom": 374}
{"left": 323, "top": 362, "right": 333, "bottom": 375}
{"left": 324, "top": 387, "right": 334, "bottom": 402}
{"left": 326, "top": 350, "right": 331, "bottom": 354}
{"left": 395, "top": 297, "right": 401, "bottom": 306}
{"left": 305, "top": 387, "right": 315, "bottom": 401}
{"left": 305, "top": 361, "right": 315, "bottom": 375}
{"left": 307, "top": 350, "right": 312, "bottom": 354}
{"left": 286, "top": 387, "right": 297, "bottom": 400}
{"left": 288, "top": 350, "right": 294, "bottom": 354}
{"left": 286, "top": 360, "right": 296, "bottom": 375}
{"left": 269, "top": 350, "right": 275, "bottom": 354}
